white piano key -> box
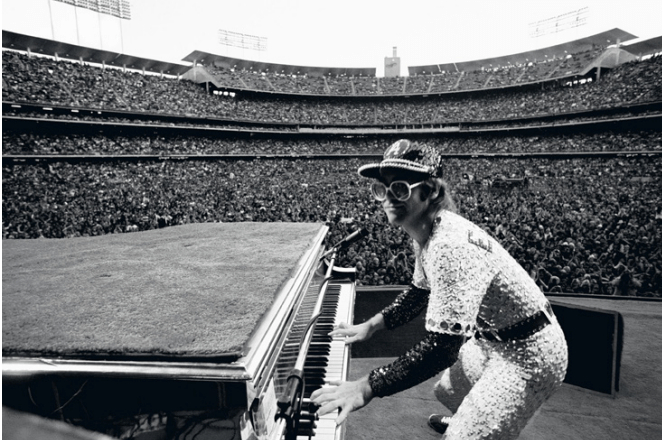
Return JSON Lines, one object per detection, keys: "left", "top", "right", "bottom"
{"left": 280, "top": 280, "right": 355, "bottom": 440}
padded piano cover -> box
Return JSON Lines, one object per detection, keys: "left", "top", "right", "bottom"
{"left": 3, "top": 222, "right": 325, "bottom": 362}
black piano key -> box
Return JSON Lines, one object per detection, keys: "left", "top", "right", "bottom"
{"left": 303, "top": 360, "right": 328, "bottom": 368}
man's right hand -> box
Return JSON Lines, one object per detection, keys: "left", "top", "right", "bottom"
{"left": 329, "top": 314, "right": 385, "bottom": 344}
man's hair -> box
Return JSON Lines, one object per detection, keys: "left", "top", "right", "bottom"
{"left": 424, "top": 177, "right": 457, "bottom": 213}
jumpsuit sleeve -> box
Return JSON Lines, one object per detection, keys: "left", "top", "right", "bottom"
{"left": 367, "top": 331, "right": 464, "bottom": 398}
{"left": 380, "top": 284, "right": 430, "bottom": 330}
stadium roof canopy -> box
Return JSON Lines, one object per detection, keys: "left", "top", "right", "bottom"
{"left": 2, "top": 30, "right": 192, "bottom": 75}
{"left": 182, "top": 50, "right": 376, "bottom": 77}
{"left": 621, "top": 35, "right": 662, "bottom": 56}
{"left": 408, "top": 28, "right": 638, "bottom": 75}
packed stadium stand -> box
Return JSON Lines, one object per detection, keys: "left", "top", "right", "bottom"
{"left": 2, "top": 29, "right": 662, "bottom": 298}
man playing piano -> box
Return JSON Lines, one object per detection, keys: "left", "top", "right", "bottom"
{"left": 311, "top": 139, "right": 568, "bottom": 439}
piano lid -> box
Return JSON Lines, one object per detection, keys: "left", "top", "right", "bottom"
{"left": 2, "top": 222, "right": 328, "bottom": 382}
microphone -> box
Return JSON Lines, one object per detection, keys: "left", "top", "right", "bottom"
{"left": 334, "top": 228, "right": 368, "bottom": 250}
{"left": 321, "top": 228, "right": 368, "bottom": 259}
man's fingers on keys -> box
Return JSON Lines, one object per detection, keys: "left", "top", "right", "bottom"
{"left": 329, "top": 323, "right": 351, "bottom": 336}
{"left": 317, "top": 401, "right": 339, "bottom": 417}
{"left": 343, "top": 335, "right": 360, "bottom": 345}
{"left": 335, "top": 407, "right": 351, "bottom": 426}
{"left": 310, "top": 381, "right": 340, "bottom": 402}
{"left": 310, "top": 388, "right": 328, "bottom": 402}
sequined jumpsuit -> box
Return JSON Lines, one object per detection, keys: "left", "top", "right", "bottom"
{"left": 368, "top": 210, "right": 568, "bottom": 440}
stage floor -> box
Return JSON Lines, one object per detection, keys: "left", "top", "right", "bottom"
{"left": 345, "top": 297, "right": 662, "bottom": 440}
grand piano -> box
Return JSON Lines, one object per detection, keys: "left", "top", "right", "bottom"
{"left": 2, "top": 222, "right": 358, "bottom": 440}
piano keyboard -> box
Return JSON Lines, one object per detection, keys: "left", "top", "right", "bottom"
{"left": 274, "top": 280, "right": 355, "bottom": 440}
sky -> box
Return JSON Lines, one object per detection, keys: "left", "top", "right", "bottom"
{"left": 3, "top": 0, "right": 662, "bottom": 75}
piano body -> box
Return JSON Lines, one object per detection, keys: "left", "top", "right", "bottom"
{"left": 2, "top": 222, "right": 356, "bottom": 440}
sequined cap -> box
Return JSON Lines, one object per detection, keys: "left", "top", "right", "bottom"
{"left": 358, "top": 139, "right": 443, "bottom": 179}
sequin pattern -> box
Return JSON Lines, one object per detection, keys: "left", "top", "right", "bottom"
{"left": 436, "top": 324, "right": 568, "bottom": 439}
{"left": 380, "top": 284, "right": 430, "bottom": 330}
{"left": 419, "top": 211, "right": 550, "bottom": 336}
{"left": 368, "top": 331, "right": 464, "bottom": 398}
{"left": 372, "top": 210, "right": 568, "bottom": 439}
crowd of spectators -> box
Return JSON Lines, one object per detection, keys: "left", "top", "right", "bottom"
{"left": 3, "top": 130, "right": 661, "bottom": 156}
{"left": 207, "top": 66, "right": 331, "bottom": 95}
{"left": 3, "top": 51, "right": 662, "bottom": 126}
{"left": 420, "top": 47, "right": 608, "bottom": 93}
{"left": 2, "top": 109, "right": 301, "bottom": 132}
{"left": 3, "top": 49, "right": 662, "bottom": 298}
{"left": 3, "top": 155, "right": 661, "bottom": 297}
{"left": 4, "top": 100, "right": 660, "bottom": 134}
{"left": 2, "top": 51, "right": 235, "bottom": 115}
{"left": 204, "top": 46, "right": 605, "bottom": 95}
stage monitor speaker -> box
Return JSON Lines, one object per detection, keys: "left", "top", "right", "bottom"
{"left": 550, "top": 300, "right": 623, "bottom": 396}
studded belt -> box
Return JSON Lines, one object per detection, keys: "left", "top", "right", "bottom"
{"left": 475, "top": 302, "right": 554, "bottom": 342}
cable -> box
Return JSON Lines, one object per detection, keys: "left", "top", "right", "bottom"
{"left": 48, "top": 379, "right": 89, "bottom": 417}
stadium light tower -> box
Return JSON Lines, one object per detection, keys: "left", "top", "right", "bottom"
{"left": 218, "top": 30, "right": 268, "bottom": 51}
{"left": 529, "top": 6, "right": 589, "bottom": 39}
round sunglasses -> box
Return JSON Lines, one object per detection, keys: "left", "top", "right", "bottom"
{"left": 370, "top": 180, "right": 424, "bottom": 201}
